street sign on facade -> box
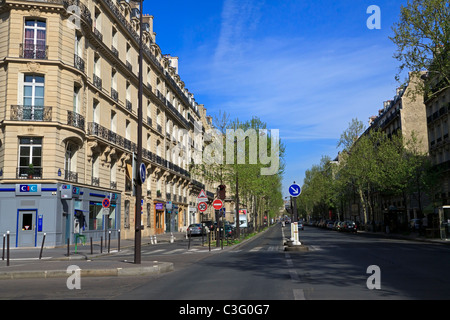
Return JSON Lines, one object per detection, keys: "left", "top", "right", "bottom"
{"left": 198, "top": 202, "right": 207, "bottom": 212}
{"left": 212, "top": 199, "right": 223, "bottom": 210}
{"left": 289, "top": 184, "right": 301, "bottom": 197}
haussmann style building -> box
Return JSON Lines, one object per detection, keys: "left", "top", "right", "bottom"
{"left": 0, "top": 0, "right": 220, "bottom": 247}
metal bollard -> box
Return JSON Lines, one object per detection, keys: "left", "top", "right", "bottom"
{"left": 6, "top": 231, "right": 10, "bottom": 266}
{"left": 90, "top": 237, "right": 93, "bottom": 254}
{"left": 108, "top": 231, "right": 111, "bottom": 253}
{"left": 118, "top": 229, "right": 121, "bottom": 252}
{"left": 2, "top": 234, "right": 5, "bottom": 260}
{"left": 188, "top": 230, "right": 191, "bottom": 250}
{"left": 39, "top": 233, "right": 46, "bottom": 259}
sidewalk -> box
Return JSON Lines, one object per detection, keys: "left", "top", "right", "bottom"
{"left": 357, "top": 229, "right": 450, "bottom": 245}
{"left": 0, "top": 231, "right": 189, "bottom": 280}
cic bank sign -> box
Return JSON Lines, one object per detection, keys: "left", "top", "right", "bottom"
{"left": 15, "top": 184, "right": 41, "bottom": 196}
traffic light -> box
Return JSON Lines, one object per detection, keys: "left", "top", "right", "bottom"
{"left": 218, "top": 184, "right": 226, "bottom": 200}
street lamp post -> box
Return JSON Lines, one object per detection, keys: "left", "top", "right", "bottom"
{"left": 131, "top": 0, "right": 144, "bottom": 265}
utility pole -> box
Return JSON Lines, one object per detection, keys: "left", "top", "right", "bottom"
{"left": 235, "top": 171, "right": 240, "bottom": 239}
{"left": 134, "top": 0, "right": 144, "bottom": 265}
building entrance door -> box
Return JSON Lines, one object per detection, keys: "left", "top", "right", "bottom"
{"left": 17, "top": 210, "right": 37, "bottom": 247}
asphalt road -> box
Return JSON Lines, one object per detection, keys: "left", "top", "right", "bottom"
{"left": 1, "top": 224, "right": 450, "bottom": 301}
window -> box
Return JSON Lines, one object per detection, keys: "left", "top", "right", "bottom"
{"left": 65, "top": 142, "right": 77, "bottom": 181}
{"left": 18, "top": 137, "right": 42, "bottom": 178}
{"left": 23, "top": 74, "right": 45, "bottom": 120}
{"left": 73, "top": 85, "right": 80, "bottom": 113}
{"left": 146, "top": 203, "right": 151, "bottom": 227}
{"left": 124, "top": 200, "right": 130, "bottom": 228}
{"left": 93, "top": 100, "right": 99, "bottom": 123}
{"left": 24, "top": 19, "right": 46, "bottom": 59}
{"left": 89, "top": 202, "right": 103, "bottom": 230}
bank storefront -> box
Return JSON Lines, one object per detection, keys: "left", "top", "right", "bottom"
{"left": 0, "top": 183, "right": 120, "bottom": 248}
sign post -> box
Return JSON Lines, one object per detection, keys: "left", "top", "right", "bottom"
{"left": 289, "top": 182, "right": 301, "bottom": 246}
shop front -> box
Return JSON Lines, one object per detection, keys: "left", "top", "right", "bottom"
{"left": 154, "top": 201, "right": 165, "bottom": 234}
{"left": 0, "top": 183, "right": 120, "bottom": 247}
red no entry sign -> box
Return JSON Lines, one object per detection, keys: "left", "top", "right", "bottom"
{"left": 212, "top": 199, "right": 223, "bottom": 210}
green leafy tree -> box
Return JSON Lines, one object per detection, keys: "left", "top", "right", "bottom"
{"left": 390, "top": 0, "right": 450, "bottom": 99}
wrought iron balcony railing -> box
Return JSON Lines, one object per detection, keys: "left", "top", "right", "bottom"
{"left": 11, "top": 105, "right": 52, "bottom": 121}
{"left": 111, "top": 88, "right": 119, "bottom": 102}
{"left": 20, "top": 43, "right": 48, "bottom": 60}
{"left": 17, "top": 167, "right": 42, "bottom": 180}
{"left": 74, "top": 54, "right": 85, "bottom": 73}
{"left": 67, "top": 110, "right": 85, "bottom": 131}
{"left": 64, "top": 170, "right": 78, "bottom": 183}
{"left": 93, "top": 74, "right": 102, "bottom": 90}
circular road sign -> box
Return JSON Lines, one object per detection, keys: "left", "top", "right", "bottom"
{"left": 289, "top": 184, "right": 302, "bottom": 197}
{"left": 212, "top": 199, "right": 223, "bottom": 210}
{"left": 102, "top": 198, "right": 110, "bottom": 208}
{"left": 198, "top": 202, "right": 207, "bottom": 212}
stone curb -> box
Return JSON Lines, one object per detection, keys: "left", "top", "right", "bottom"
{"left": 0, "top": 262, "right": 174, "bottom": 280}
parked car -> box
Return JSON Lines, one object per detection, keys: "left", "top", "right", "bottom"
{"left": 409, "top": 219, "right": 421, "bottom": 231}
{"left": 332, "top": 221, "right": 340, "bottom": 230}
{"left": 336, "top": 221, "right": 345, "bottom": 231}
{"left": 343, "top": 221, "right": 357, "bottom": 233}
{"left": 187, "top": 223, "right": 205, "bottom": 236}
{"left": 224, "top": 224, "right": 234, "bottom": 238}
{"left": 327, "top": 220, "right": 335, "bottom": 229}
{"left": 203, "top": 221, "right": 214, "bottom": 231}
{"left": 297, "top": 222, "right": 304, "bottom": 230}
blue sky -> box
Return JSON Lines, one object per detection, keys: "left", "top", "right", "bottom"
{"left": 143, "top": 0, "right": 409, "bottom": 199}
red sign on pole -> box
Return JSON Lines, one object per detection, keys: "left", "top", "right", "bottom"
{"left": 212, "top": 199, "right": 223, "bottom": 210}
{"left": 102, "top": 198, "right": 110, "bottom": 208}
{"left": 198, "top": 202, "right": 207, "bottom": 212}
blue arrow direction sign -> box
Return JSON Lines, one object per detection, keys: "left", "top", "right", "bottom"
{"left": 139, "top": 163, "right": 146, "bottom": 184}
{"left": 289, "top": 184, "right": 301, "bottom": 197}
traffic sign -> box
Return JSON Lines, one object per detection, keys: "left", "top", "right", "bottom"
{"left": 197, "top": 189, "right": 208, "bottom": 203}
{"left": 102, "top": 198, "right": 110, "bottom": 208}
{"left": 212, "top": 199, "right": 223, "bottom": 210}
{"left": 139, "top": 163, "right": 146, "bottom": 184}
{"left": 198, "top": 202, "right": 207, "bottom": 212}
{"left": 289, "top": 184, "right": 301, "bottom": 197}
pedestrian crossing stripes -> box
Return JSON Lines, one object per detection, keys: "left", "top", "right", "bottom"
{"left": 123, "top": 245, "right": 285, "bottom": 257}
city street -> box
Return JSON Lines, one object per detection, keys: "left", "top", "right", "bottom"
{"left": 1, "top": 224, "right": 450, "bottom": 300}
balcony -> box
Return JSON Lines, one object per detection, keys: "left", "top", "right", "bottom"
{"left": 111, "top": 45, "right": 119, "bottom": 57}
{"left": 126, "top": 61, "right": 133, "bottom": 72}
{"left": 126, "top": 99, "right": 132, "bottom": 112}
{"left": 74, "top": 54, "right": 85, "bottom": 73}
{"left": 131, "top": 8, "right": 140, "bottom": 20}
{"left": 11, "top": 105, "right": 52, "bottom": 121}
{"left": 64, "top": 170, "right": 78, "bottom": 183}
{"left": 20, "top": 43, "right": 48, "bottom": 60}
{"left": 92, "top": 177, "right": 100, "bottom": 186}
{"left": 93, "top": 74, "right": 102, "bottom": 90}
{"left": 93, "top": 27, "right": 103, "bottom": 42}
{"left": 67, "top": 110, "right": 85, "bottom": 131}
{"left": 17, "top": 167, "right": 42, "bottom": 180}
{"left": 111, "top": 88, "right": 119, "bottom": 102}
{"left": 88, "top": 122, "right": 137, "bottom": 153}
